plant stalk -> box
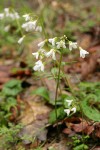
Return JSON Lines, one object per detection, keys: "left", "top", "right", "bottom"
{"left": 55, "top": 53, "right": 63, "bottom": 136}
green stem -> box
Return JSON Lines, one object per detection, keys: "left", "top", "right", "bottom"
{"left": 55, "top": 53, "right": 63, "bottom": 133}
{"left": 63, "top": 71, "right": 85, "bottom": 144}
{"left": 12, "top": 9, "right": 23, "bottom": 36}
{"left": 39, "top": 10, "right": 47, "bottom": 39}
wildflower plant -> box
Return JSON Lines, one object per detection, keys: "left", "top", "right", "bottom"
{"left": 16, "top": 11, "right": 89, "bottom": 125}
{"left": 1, "top": 7, "right": 90, "bottom": 128}
{"left": 31, "top": 34, "right": 89, "bottom": 125}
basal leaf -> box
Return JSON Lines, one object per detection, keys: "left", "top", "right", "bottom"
{"left": 32, "top": 87, "right": 50, "bottom": 102}
{"left": 81, "top": 96, "right": 100, "bottom": 122}
{"left": 2, "top": 79, "right": 22, "bottom": 96}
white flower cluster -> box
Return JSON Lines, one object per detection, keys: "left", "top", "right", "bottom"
{"left": 69, "top": 42, "right": 89, "bottom": 58}
{"left": 18, "top": 14, "right": 42, "bottom": 44}
{"left": 32, "top": 36, "right": 89, "bottom": 72}
{"left": 0, "top": 8, "right": 20, "bottom": 20}
{"left": 64, "top": 100, "right": 76, "bottom": 116}
{"left": 21, "top": 14, "right": 42, "bottom": 32}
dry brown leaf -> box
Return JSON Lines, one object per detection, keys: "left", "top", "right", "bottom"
{"left": 81, "top": 53, "right": 98, "bottom": 79}
{"left": 84, "top": 125, "right": 94, "bottom": 135}
{"left": 63, "top": 128, "right": 75, "bottom": 135}
{"left": 64, "top": 117, "right": 94, "bottom": 135}
{"left": 18, "top": 97, "right": 51, "bottom": 144}
{"left": 95, "top": 123, "right": 100, "bottom": 138}
{"left": 0, "top": 65, "right": 12, "bottom": 84}
{"left": 43, "top": 135, "right": 69, "bottom": 150}
{"left": 11, "top": 68, "right": 31, "bottom": 78}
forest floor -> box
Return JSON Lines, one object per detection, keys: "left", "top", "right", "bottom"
{"left": 0, "top": 0, "right": 100, "bottom": 149}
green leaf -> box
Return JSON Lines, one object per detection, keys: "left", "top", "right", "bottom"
{"left": 73, "top": 144, "right": 88, "bottom": 150}
{"left": 78, "top": 82, "right": 100, "bottom": 121}
{"left": 81, "top": 96, "right": 100, "bottom": 122}
{"left": 61, "top": 61, "right": 77, "bottom": 66}
{"left": 3, "top": 97, "right": 17, "bottom": 112}
{"left": 2, "top": 79, "right": 22, "bottom": 96}
{"left": 32, "top": 87, "right": 50, "bottom": 102}
{"left": 78, "top": 82, "right": 100, "bottom": 93}
{"left": 49, "top": 107, "right": 65, "bottom": 124}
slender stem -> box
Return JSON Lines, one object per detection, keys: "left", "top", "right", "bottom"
{"left": 63, "top": 70, "right": 85, "bottom": 143}
{"left": 55, "top": 53, "right": 63, "bottom": 133}
{"left": 39, "top": 11, "right": 48, "bottom": 39}
{"left": 12, "top": 9, "right": 23, "bottom": 36}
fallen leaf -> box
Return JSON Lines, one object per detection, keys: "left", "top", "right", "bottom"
{"left": 84, "top": 125, "right": 94, "bottom": 135}
{"left": 95, "top": 123, "right": 100, "bottom": 138}
{"left": 18, "top": 97, "right": 51, "bottom": 144}
{"left": 64, "top": 117, "right": 94, "bottom": 135}
{"left": 63, "top": 128, "right": 75, "bottom": 135}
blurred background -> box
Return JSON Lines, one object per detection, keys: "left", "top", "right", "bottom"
{"left": 0, "top": 0, "right": 100, "bottom": 149}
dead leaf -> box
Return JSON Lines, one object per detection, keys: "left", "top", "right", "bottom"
{"left": 0, "top": 65, "right": 12, "bottom": 88}
{"left": 84, "top": 125, "right": 94, "bottom": 135}
{"left": 95, "top": 123, "right": 100, "bottom": 138}
{"left": 81, "top": 53, "right": 98, "bottom": 79}
{"left": 43, "top": 135, "right": 69, "bottom": 150}
{"left": 64, "top": 117, "right": 94, "bottom": 135}
{"left": 63, "top": 128, "right": 75, "bottom": 135}
{"left": 11, "top": 68, "right": 31, "bottom": 78}
{"left": 18, "top": 96, "right": 51, "bottom": 144}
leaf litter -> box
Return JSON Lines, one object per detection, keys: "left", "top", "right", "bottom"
{"left": 0, "top": 0, "right": 100, "bottom": 149}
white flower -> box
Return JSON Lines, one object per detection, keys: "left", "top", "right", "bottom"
{"left": 64, "top": 109, "right": 70, "bottom": 116}
{"left": 69, "top": 41, "right": 77, "bottom": 51}
{"left": 48, "top": 37, "right": 56, "bottom": 46}
{"left": 8, "top": 13, "right": 14, "bottom": 19}
{"left": 45, "top": 49, "right": 56, "bottom": 60}
{"left": 13, "top": 12, "right": 20, "bottom": 19}
{"left": 22, "top": 20, "right": 37, "bottom": 32}
{"left": 33, "top": 60, "right": 44, "bottom": 71}
{"left": 4, "top": 8, "right": 9, "bottom": 16}
{"left": 56, "top": 40, "right": 66, "bottom": 49}
{"left": 23, "top": 14, "right": 30, "bottom": 21}
{"left": 32, "top": 49, "right": 46, "bottom": 59}
{"left": 79, "top": 47, "right": 89, "bottom": 58}
{"left": 0, "top": 13, "right": 4, "bottom": 19}
{"left": 4, "top": 8, "right": 9, "bottom": 13}
{"left": 32, "top": 52, "right": 39, "bottom": 59}
{"left": 71, "top": 107, "right": 76, "bottom": 114}
{"left": 35, "top": 26, "right": 42, "bottom": 32}
{"left": 3, "top": 8, "right": 20, "bottom": 20}
{"left": 66, "top": 100, "right": 73, "bottom": 107}
{"left": 18, "top": 36, "right": 25, "bottom": 44}
{"left": 38, "top": 40, "right": 45, "bottom": 48}
{"left": 4, "top": 25, "right": 10, "bottom": 32}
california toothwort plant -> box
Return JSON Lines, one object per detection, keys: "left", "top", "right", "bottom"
{"left": 31, "top": 35, "right": 89, "bottom": 121}
{"left": 17, "top": 12, "right": 89, "bottom": 123}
